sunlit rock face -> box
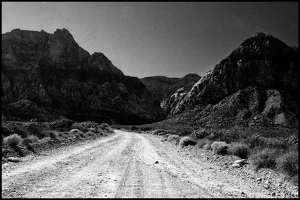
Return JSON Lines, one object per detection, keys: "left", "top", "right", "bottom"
{"left": 2, "top": 28, "right": 165, "bottom": 124}
{"left": 140, "top": 73, "right": 201, "bottom": 115}
{"left": 168, "top": 33, "right": 298, "bottom": 128}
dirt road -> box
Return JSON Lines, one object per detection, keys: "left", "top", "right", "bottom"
{"left": 2, "top": 130, "right": 272, "bottom": 198}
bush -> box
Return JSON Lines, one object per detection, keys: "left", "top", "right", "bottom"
{"left": 50, "top": 119, "right": 74, "bottom": 130}
{"left": 191, "top": 129, "right": 210, "bottom": 139}
{"left": 179, "top": 136, "right": 197, "bottom": 147}
{"left": 276, "top": 151, "right": 298, "bottom": 177}
{"left": 151, "top": 129, "right": 165, "bottom": 135}
{"left": 195, "top": 139, "right": 209, "bottom": 149}
{"left": 71, "top": 123, "right": 88, "bottom": 132}
{"left": 167, "top": 134, "right": 179, "bottom": 142}
{"left": 3, "top": 134, "right": 23, "bottom": 147}
{"left": 249, "top": 148, "right": 280, "bottom": 170}
{"left": 228, "top": 142, "right": 250, "bottom": 159}
{"left": 13, "top": 127, "right": 29, "bottom": 138}
{"left": 141, "top": 127, "right": 152, "bottom": 131}
{"left": 203, "top": 140, "right": 213, "bottom": 150}
{"left": 211, "top": 141, "right": 228, "bottom": 153}
{"left": 130, "top": 126, "right": 138, "bottom": 131}
{"left": 27, "top": 135, "right": 39, "bottom": 143}
{"left": 49, "top": 131, "right": 58, "bottom": 140}
{"left": 216, "top": 145, "right": 229, "bottom": 155}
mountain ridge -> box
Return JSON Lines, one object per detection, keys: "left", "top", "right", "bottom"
{"left": 2, "top": 28, "right": 165, "bottom": 124}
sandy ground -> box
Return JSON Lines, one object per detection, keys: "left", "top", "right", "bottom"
{"left": 1, "top": 130, "right": 282, "bottom": 198}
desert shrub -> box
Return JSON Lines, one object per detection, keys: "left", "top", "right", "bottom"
{"left": 13, "top": 127, "right": 29, "bottom": 138}
{"left": 167, "top": 134, "right": 179, "bottom": 142}
{"left": 276, "top": 150, "right": 298, "bottom": 177}
{"left": 158, "top": 132, "right": 166, "bottom": 136}
{"left": 249, "top": 134, "right": 265, "bottom": 149}
{"left": 203, "top": 140, "right": 213, "bottom": 150}
{"left": 27, "top": 123, "right": 43, "bottom": 137}
{"left": 87, "top": 131, "right": 94, "bottom": 136}
{"left": 179, "top": 136, "right": 197, "bottom": 147}
{"left": 130, "top": 126, "right": 138, "bottom": 131}
{"left": 216, "top": 145, "right": 229, "bottom": 155}
{"left": 79, "top": 132, "right": 85, "bottom": 137}
{"left": 206, "top": 133, "right": 219, "bottom": 140}
{"left": 211, "top": 141, "right": 228, "bottom": 153}
{"left": 69, "top": 129, "right": 82, "bottom": 134}
{"left": 50, "top": 119, "right": 74, "bottom": 130}
{"left": 71, "top": 123, "right": 88, "bottom": 132}
{"left": 99, "top": 123, "right": 110, "bottom": 130}
{"left": 151, "top": 129, "right": 165, "bottom": 135}
{"left": 22, "top": 138, "right": 33, "bottom": 146}
{"left": 141, "top": 127, "right": 152, "bottom": 131}
{"left": 249, "top": 147, "right": 281, "bottom": 170}
{"left": 87, "top": 127, "right": 96, "bottom": 132}
{"left": 3, "top": 134, "right": 23, "bottom": 147}
{"left": 27, "top": 135, "right": 39, "bottom": 143}
{"left": 49, "top": 131, "right": 58, "bottom": 140}
{"left": 195, "top": 139, "right": 209, "bottom": 149}
{"left": 191, "top": 129, "right": 210, "bottom": 140}
{"left": 228, "top": 142, "right": 250, "bottom": 159}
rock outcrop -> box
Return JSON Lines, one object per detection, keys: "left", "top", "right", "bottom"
{"left": 166, "top": 33, "right": 298, "bottom": 128}
{"left": 2, "top": 28, "right": 165, "bottom": 124}
{"left": 140, "top": 74, "right": 201, "bottom": 114}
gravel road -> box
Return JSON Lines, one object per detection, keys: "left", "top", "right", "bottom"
{"left": 2, "top": 130, "right": 273, "bottom": 198}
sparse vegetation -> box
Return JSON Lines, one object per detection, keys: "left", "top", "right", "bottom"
{"left": 179, "top": 136, "right": 196, "bottom": 147}
{"left": 249, "top": 147, "right": 281, "bottom": 170}
{"left": 211, "top": 141, "right": 229, "bottom": 155}
{"left": 151, "top": 129, "right": 165, "bottom": 135}
{"left": 3, "top": 134, "right": 23, "bottom": 147}
{"left": 228, "top": 142, "right": 250, "bottom": 159}
{"left": 276, "top": 150, "right": 298, "bottom": 177}
{"left": 49, "top": 131, "right": 58, "bottom": 140}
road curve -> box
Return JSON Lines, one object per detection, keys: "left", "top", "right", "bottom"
{"left": 2, "top": 130, "right": 270, "bottom": 198}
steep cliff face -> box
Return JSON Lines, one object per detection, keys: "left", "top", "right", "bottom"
{"left": 167, "top": 33, "right": 298, "bottom": 128}
{"left": 2, "top": 28, "right": 165, "bottom": 124}
{"left": 140, "top": 74, "right": 201, "bottom": 114}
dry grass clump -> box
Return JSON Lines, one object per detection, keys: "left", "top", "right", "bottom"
{"left": 98, "top": 123, "right": 114, "bottom": 133}
{"left": 167, "top": 134, "right": 179, "bottom": 142}
{"left": 50, "top": 119, "right": 74, "bottom": 131}
{"left": 195, "top": 138, "right": 210, "bottom": 149}
{"left": 276, "top": 150, "right": 298, "bottom": 177}
{"left": 203, "top": 140, "right": 213, "bottom": 150}
{"left": 249, "top": 147, "right": 280, "bottom": 170}
{"left": 49, "top": 131, "right": 58, "bottom": 140}
{"left": 3, "top": 134, "right": 23, "bottom": 147}
{"left": 211, "top": 141, "right": 229, "bottom": 155}
{"left": 179, "top": 136, "right": 197, "bottom": 147}
{"left": 191, "top": 128, "right": 210, "bottom": 139}
{"left": 228, "top": 142, "right": 250, "bottom": 159}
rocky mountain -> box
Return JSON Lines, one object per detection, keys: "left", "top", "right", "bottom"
{"left": 164, "top": 33, "right": 298, "bottom": 128}
{"left": 140, "top": 74, "right": 201, "bottom": 114}
{"left": 2, "top": 28, "right": 165, "bottom": 124}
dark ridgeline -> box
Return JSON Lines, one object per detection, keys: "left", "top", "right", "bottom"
{"left": 2, "top": 28, "right": 166, "bottom": 124}
{"left": 140, "top": 73, "right": 201, "bottom": 115}
{"left": 158, "top": 33, "right": 298, "bottom": 129}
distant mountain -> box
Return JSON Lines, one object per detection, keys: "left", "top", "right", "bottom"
{"left": 163, "top": 33, "right": 298, "bottom": 128}
{"left": 140, "top": 74, "right": 201, "bottom": 114}
{"left": 2, "top": 28, "right": 165, "bottom": 124}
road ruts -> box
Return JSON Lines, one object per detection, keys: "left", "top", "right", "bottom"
{"left": 2, "top": 130, "right": 270, "bottom": 198}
